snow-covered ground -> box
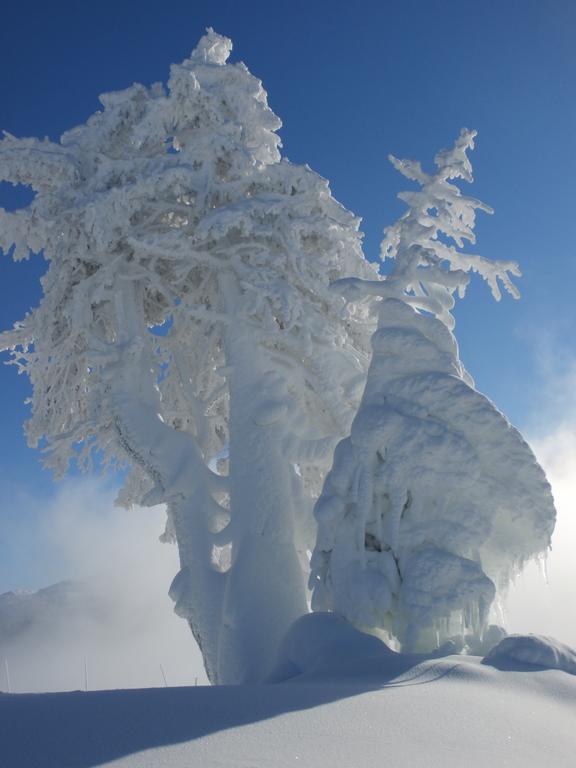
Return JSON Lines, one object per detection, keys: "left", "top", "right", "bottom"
{"left": 2, "top": 615, "right": 575, "bottom": 768}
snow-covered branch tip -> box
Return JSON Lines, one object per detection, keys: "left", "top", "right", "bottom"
{"left": 380, "top": 128, "right": 521, "bottom": 328}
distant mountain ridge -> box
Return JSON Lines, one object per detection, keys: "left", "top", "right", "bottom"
{"left": 0, "top": 581, "right": 104, "bottom": 644}
{"left": 0, "top": 578, "right": 204, "bottom": 693}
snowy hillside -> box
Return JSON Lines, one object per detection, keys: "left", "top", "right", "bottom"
{"left": 2, "top": 615, "right": 575, "bottom": 768}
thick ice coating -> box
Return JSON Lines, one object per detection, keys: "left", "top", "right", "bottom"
{"left": 311, "top": 298, "right": 555, "bottom": 651}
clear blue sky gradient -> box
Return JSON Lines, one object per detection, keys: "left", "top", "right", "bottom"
{"left": 0, "top": 1, "right": 575, "bottom": 585}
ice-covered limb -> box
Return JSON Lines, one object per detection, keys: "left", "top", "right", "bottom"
{"left": 168, "top": 557, "right": 226, "bottom": 683}
{"left": 109, "top": 358, "right": 231, "bottom": 684}
{"left": 435, "top": 243, "right": 521, "bottom": 301}
{"left": 433, "top": 127, "right": 477, "bottom": 182}
{"left": 330, "top": 276, "right": 390, "bottom": 300}
{"left": 388, "top": 155, "right": 431, "bottom": 185}
{"left": 0, "top": 133, "right": 79, "bottom": 190}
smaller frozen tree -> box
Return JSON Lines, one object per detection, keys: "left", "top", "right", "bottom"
{"left": 310, "top": 129, "right": 556, "bottom": 652}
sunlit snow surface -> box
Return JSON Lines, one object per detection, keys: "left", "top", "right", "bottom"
{"left": 2, "top": 614, "right": 576, "bottom": 768}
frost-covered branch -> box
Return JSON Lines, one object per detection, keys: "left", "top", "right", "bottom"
{"left": 379, "top": 128, "right": 520, "bottom": 328}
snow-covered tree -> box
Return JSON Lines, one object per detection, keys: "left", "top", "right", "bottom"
{"left": 0, "top": 30, "right": 375, "bottom": 684}
{"left": 310, "top": 129, "right": 556, "bottom": 652}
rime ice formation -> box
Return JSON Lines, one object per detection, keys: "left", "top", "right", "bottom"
{"left": 310, "top": 130, "right": 556, "bottom": 652}
{"left": 0, "top": 30, "right": 375, "bottom": 684}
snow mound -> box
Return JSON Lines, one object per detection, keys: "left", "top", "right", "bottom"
{"left": 268, "top": 612, "right": 394, "bottom": 682}
{"left": 483, "top": 634, "right": 576, "bottom": 675}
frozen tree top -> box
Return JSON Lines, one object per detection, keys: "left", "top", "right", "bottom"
{"left": 332, "top": 129, "right": 521, "bottom": 330}
{"left": 188, "top": 28, "right": 233, "bottom": 65}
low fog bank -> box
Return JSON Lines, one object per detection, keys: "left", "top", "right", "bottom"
{"left": 0, "top": 480, "right": 207, "bottom": 692}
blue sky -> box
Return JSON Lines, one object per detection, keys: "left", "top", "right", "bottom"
{"left": 0, "top": 0, "right": 575, "bottom": 610}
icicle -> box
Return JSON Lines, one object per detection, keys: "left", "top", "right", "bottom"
{"left": 538, "top": 551, "right": 550, "bottom": 586}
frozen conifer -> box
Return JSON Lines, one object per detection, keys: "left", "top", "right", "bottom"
{"left": 310, "top": 131, "right": 555, "bottom": 652}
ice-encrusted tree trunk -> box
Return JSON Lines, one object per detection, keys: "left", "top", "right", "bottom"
{"left": 310, "top": 129, "right": 556, "bottom": 652}
{"left": 0, "top": 30, "right": 374, "bottom": 683}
